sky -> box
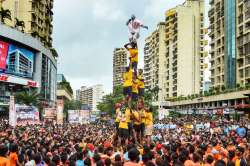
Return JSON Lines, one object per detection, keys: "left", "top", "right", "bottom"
{"left": 53, "top": 0, "right": 209, "bottom": 94}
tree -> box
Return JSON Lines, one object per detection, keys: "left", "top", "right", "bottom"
{"left": 64, "top": 100, "right": 82, "bottom": 120}
{"left": 97, "top": 85, "right": 159, "bottom": 118}
{"left": 15, "top": 18, "right": 25, "bottom": 32}
{"left": 50, "top": 48, "right": 59, "bottom": 57}
{"left": 15, "top": 90, "right": 40, "bottom": 106}
{"left": 0, "top": 7, "right": 11, "bottom": 24}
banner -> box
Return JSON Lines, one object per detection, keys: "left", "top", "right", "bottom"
{"left": 0, "top": 41, "right": 9, "bottom": 70}
{"left": 68, "top": 110, "right": 90, "bottom": 124}
{"left": 56, "top": 99, "right": 64, "bottom": 124}
{"left": 15, "top": 105, "right": 39, "bottom": 125}
{"left": 68, "top": 110, "right": 79, "bottom": 123}
{"left": 44, "top": 108, "right": 56, "bottom": 119}
{"left": 9, "top": 96, "right": 16, "bottom": 127}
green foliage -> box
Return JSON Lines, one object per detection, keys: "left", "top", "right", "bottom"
{"left": 15, "top": 18, "right": 25, "bottom": 31}
{"left": 0, "top": 7, "right": 11, "bottom": 23}
{"left": 15, "top": 90, "right": 40, "bottom": 106}
{"left": 50, "top": 48, "right": 59, "bottom": 57}
{"left": 97, "top": 85, "right": 158, "bottom": 117}
{"left": 64, "top": 100, "right": 82, "bottom": 120}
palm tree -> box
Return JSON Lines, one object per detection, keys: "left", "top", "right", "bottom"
{"left": 0, "top": 7, "right": 11, "bottom": 23}
{"left": 15, "top": 90, "right": 40, "bottom": 106}
{"left": 15, "top": 18, "right": 25, "bottom": 32}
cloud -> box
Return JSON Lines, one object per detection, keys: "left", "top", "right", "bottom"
{"left": 53, "top": 0, "right": 204, "bottom": 93}
{"left": 91, "top": 0, "right": 126, "bottom": 21}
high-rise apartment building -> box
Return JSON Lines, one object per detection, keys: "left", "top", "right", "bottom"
{"left": 165, "top": 0, "right": 205, "bottom": 97}
{"left": 237, "top": 0, "right": 250, "bottom": 86}
{"left": 78, "top": 85, "right": 104, "bottom": 112}
{"left": 113, "top": 48, "right": 127, "bottom": 88}
{"left": 144, "top": 22, "right": 167, "bottom": 102}
{"left": 209, "top": 0, "right": 250, "bottom": 89}
{"left": 1, "top": 0, "right": 54, "bottom": 48}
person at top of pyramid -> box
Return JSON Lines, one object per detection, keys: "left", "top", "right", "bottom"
{"left": 126, "top": 14, "right": 148, "bottom": 43}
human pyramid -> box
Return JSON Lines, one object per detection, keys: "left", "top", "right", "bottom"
{"left": 115, "top": 15, "right": 153, "bottom": 146}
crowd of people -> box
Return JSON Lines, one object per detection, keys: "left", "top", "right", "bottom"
{"left": 0, "top": 115, "right": 249, "bottom": 166}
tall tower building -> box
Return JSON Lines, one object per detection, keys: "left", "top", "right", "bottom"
{"left": 144, "top": 22, "right": 166, "bottom": 102}
{"left": 209, "top": 0, "right": 250, "bottom": 89}
{"left": 79, "top": 85, "right": 104, "bottom": 113}
{"left": 164, "top": 0, "right": 205, "bottom": 97}
{"left": 1, "top": 0, "right": 54, "bottom": 48}
{"left": 113, "top": 48, "right": 127, "bottom": 89}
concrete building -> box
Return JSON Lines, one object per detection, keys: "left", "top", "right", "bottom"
{"left": 1, "top": 0, "right": 54, "bottom": 48}
{"left": 0, "top": 24, "right": 57, "bottom": 110}
{"left": 79, "top": 85, "right": 104, "bottom": 113}
{"left": 237, "top": 0, "right": 250, "bottom": 86}
{"left": 170, "top": 89, "right": 250, "bottom": 115}
{"left": 56, "top": 74, "right": 73, "bottom": 101}
{"left": 75, "top": 89, "right": 81, "bottom": 101}
{"left": 113, "top": 48, "right": 127, "bottom": 89}
{"left": 144, "top": 22, "right": 167, "bottom": 103}
{"left": 209, "top": 0, "right": 248, "bottom": 89}
{"left": 165, "top": 0, "right": 205, "bottom": 97}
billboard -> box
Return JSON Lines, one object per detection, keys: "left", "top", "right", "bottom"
{"left": 16, "top": 105, "right": 39, "bottom": 125}
{"left": 68, "top": 110, "right": 79, "bottom": 123}
{"left": 68, "top": 110, "right": 90, "bottom": 124}
{"left": 44, "top": 108, "right": 56, "bottom": 119}
{"left": 0, "top": 40, "right": 34, "bottom": 78}
{"left": 9, "top": 96, "right": 16, "bottom": 127}
{"left": 56, "top": 99, "right": 64, "bottom": 124}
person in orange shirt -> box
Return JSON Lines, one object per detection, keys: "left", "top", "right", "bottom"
{"left": 9, "top": 143, "right": 21, "bottom": 166}
{"left": 0, "top": 145, "right": 10, "bottom": 166}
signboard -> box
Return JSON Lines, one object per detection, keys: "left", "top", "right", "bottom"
{"left": 0, "top": 41, "right": 9, "bottom": 70}
{"left": 44, "top": 108, "right": 56, "bottom": 119}
{"left": 68, "top": 110, "right": 90, "bottom": 124}
{"left": 68, "top": 110, "right": 79, "bottom": 123}
{"left": 56, "top": 99, "right": 64, "bottom": 124}
{"left": 16, "top": 105, "right": 39, "bottom": 125}
{"left": 0, "top": 40, "right": 34, "bottom": 78}
{"left": 9, "top": 96, "right": 16, "bottom": 127}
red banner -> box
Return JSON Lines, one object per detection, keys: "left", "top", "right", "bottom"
{"left": 0, "top": 41, "right": 9, "bottom": 70}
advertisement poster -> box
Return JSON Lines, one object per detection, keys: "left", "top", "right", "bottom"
{"left": 9, "top": 96, "right": 16, "bottom": 127}
{"left": 0, "top": 40, "right": 34, "bottom": 78}
{"left": 44, "top": 108, "right": 56, "bottom": 119}
{"left": 80, "top": 110, "right": 90, "bottom": 124}
{"left": 68, "top": 110, "right": 90, "bottom": 124}
{"left": 68, "top": 110, "right": 79, "bottom": 123}
{"left": 0, "top": 41, "right": 9, "bottom": 70}
{"left": 56, "top": 99, "right": 64, "bottom": 124}
{"left": 15, "top": 105, "right": 39, "bottom": 125}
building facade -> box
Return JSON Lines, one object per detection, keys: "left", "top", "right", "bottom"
{"left": 0, "top": 24, "right": 57, "bottom": 109}
{"left": 237, "top": 0, "right": 250, "bottom": 86}
{"left": 113, "top": 48, "right": 127, "bottom": 88}
{"left": 165, "top": 0, "right": 205, "bottom": 97}
{"left": 144, "top": 22, "right": 167, "bottom": 103}
{"left": 79, "top": 85, "right": 104, "bottom": 113}
{"left": 1, "top": 0, "right": 54, "bottom": 48}
{"left": 56, "top": 74, "right": 73, "bottom": 101}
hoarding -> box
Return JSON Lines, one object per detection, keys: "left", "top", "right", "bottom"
{"left": 56, "top": 99, "right": 64, "bottom": 124}
{"left": 15, "top": 105, "right": 39, "bottom": 125}
{"left": 68, "top": 110, "right": 90, "bottom": 124}
{"left": 68, "top": 110, "right": 79, "bottom": 123}
{"left": 0, "top": 40, "right": 34, "bottom": 78}
{"left": 44, "top": 108, "right": 56, "bottom": 119}
{"left": 9, "top": 96, "right": 16, "bottom": 127}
